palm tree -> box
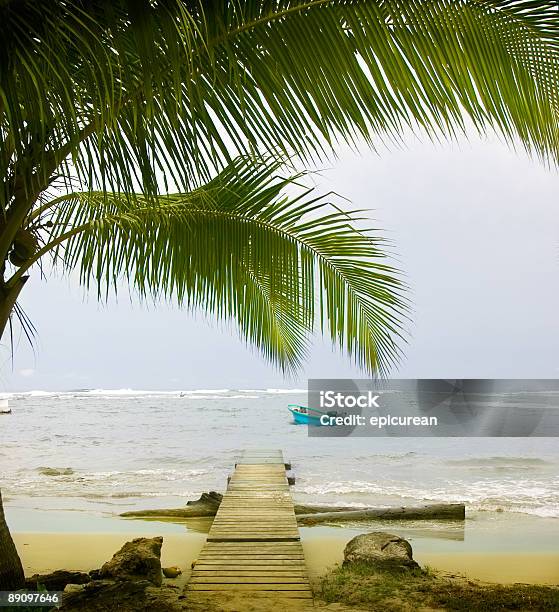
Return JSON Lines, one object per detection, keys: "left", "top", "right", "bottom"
{"left": 1, "top": 0, "right": 558, "bottom": 589}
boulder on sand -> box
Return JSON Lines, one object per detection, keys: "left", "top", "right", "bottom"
{"left": 98, "top": 537, "right": 163, "bottom": 586}
{"left": 343, "top": 532, "right": 419, "bottom": 570}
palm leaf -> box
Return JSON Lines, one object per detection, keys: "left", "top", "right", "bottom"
{"left": 17, "top": 157, "right": 407, "bottom": 374}
{"left": 2, "top": 0, "right": 559, "bottom": 216}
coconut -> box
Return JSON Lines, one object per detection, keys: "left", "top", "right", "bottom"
{"left": 162, "top": 566, "right": 182, "bottom": 579}
{"left": 13, "top": 229, "right": 38, "bottom": 260}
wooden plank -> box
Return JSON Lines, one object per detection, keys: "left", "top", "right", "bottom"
{"left": 203, "top": 542, "right": 301, "bottom": 546}
{"left": 198, "top": 552, "right": 302, "bottom": 557}
{"left": 200, "top": 548, "right": 301, "bottom": 552}
{"left": 207, "top": 528, "right": 298, "bottom": 532}
{"left": 187, "top": 593, "right": 312, "bottom": 601}
{"left": 195, "top": 555, "right": 304, "bottom": 561}
{"left": 192, "top": 571, "right": 308, "bottom": 576}
{"left": 191, "top": 577, "right": 308, "bottom": 584}
{"left": 207, "top": 532, "right": 299, "bottom": 536}
{"left": 199, "top": 550, "right": 302, "bottom": 555}
{"left": 193, "top": 563, "right": 307, "bottom": 569}
{"left": 187, "top": 596, "right": 312, "bottom": 604}
{"left": 192, "top": 566, "right": 307, "bottom": 578}
{"left": 198, "top": 552, "right": 302, "bottom": 556}
{"left": 194, "top": 562, "right": 307, "bottom": 567}
{"left": 198, "top": 556, "right": 305, "bottom": 561}
{"left": 212, "top": 523, "right": 298, "bottom": 535}
{"left": 189, "top": 584, "right": 311, "bottom": 591}
{"left": 209, "top": 526, "right": 298, "bottom": 531}
{"left": 198, "top": 551, "right": 303, "bottom": 555}
{"left": 209, "top": 532, "right": 299, "bottom": 536}
{"left": 199, "top": 556, "right": 304, "bottom": 562}
{"left": 207, "top": 535, "right": 300, "bottom": 540}
{"left": 199, "top": 549, "right": 301, "bottom": 554}
{"left": 211, "top": 519, "right": 296, "bottom": 523}
{"left": 212, "top": 520, "right": 296, "bottom": 523}
{"left": 208, "top": 526, "right": 298, "bottom": 530}
{"left": 212, "top": 518, "right": 297, "bottom": 531}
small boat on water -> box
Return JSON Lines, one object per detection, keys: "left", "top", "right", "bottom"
{"left": 0, "top": 398, "right": 10, "bottom": 414}
{"left": 288, "top": 404, "right": 336, "bottom": 426}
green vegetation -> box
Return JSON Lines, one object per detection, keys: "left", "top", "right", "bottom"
{"left": 318, "top": 562, "right": 559, "bottom": 611}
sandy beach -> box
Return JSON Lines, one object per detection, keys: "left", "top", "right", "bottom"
{"left": 11, "top": 508, "right": 559, "bottom": 586}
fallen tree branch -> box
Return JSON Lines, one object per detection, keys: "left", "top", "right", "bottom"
{"left": 296, "top": 504, "right": 466, "bottom": 525}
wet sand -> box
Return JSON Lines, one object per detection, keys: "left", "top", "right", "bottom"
{"left": 14, "top": 527, "right": 559, "bottom": 586}
{"left": 419, "top": 552, "right": 559, "bottom": 585}
{"left": 7, "top": 504, "right": 558, "bottom": 586}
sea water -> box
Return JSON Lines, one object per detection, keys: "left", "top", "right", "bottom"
{"left": 1, "top": 389, "right": 558, "bottom": 521}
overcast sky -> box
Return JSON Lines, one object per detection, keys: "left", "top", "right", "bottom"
{"left": 2, "top": 131, "right": 558, "bottom": 391}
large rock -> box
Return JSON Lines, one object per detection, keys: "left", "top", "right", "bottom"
{"left": 343, "top": 532, "right": 419, "bottom": 570}
{"left": 98, "top": 537, "right": 163, "bottom": 586}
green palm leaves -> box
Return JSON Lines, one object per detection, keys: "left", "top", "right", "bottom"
{"left": 2, "top": 1, "right": 559, "bottom": 374}
{"left": 2, "top": 1, "right": 559, "bottom": 213}
{"left": 21, "top": 158, "right": 406, "bottom": 373}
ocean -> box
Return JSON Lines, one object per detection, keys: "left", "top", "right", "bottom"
{"left": 1, "top": 389, "right": 558, "bottom": 521}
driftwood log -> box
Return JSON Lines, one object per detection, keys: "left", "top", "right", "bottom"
{"left": 120, "top": 492, "right": 222, "bottom": 518}
{"left": 121, "top": 493, "right": 465, "bottom": 522}
{"left": 296, "top": 503, "right": 465, "bottom": 524}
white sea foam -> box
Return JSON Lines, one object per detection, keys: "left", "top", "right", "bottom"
{"left": 84, "top": 388, "right": 180, "bottom": 397}
{"left": 4, "top": 387, "right": 300, "bottom": 398}
{"left": 186, "top": 389, "right": 230, "bottom": 394}
{"left": 297, "top": 478, "right": 559, "bottom": 518}
{"left": 264, "top": 388, "right": 307, "bottom": 394}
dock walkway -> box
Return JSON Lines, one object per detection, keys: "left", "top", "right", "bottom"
{"left": 186, "top": 449, "right": 313, "bottom": 604}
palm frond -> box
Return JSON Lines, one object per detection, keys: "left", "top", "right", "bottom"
{"left": 2, "top": 0, "right": 558, "bottom": 371}
{"left": 2, "top": 0, "right": 559, "bottom": 217}
{"left": 15, "top": 157, "right": 407, "bottom": 374}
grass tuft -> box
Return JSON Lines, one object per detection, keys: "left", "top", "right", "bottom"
{"left": 318, "top": 562, "right": 559, "bottom": 611}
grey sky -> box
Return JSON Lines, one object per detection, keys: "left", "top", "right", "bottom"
{"left": 2, "top": 131, "right": 558, "bottom": 391}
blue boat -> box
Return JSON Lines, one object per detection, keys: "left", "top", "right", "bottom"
{"left": 288, "top": 404, "right": 334, "bottom": 426}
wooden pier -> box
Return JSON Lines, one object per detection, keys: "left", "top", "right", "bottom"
{"left": 186, "top": 449, "right": 312, "bottom": 605}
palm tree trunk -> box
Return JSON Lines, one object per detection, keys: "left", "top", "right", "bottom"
{"left": 0, "top": 276, "right": 28, "bottom": 340}
{"left": 0, "top": 277, "right": 28, "bottom": 590}
{"left": 0, "top": 490, "right": 24, "bottom": 589}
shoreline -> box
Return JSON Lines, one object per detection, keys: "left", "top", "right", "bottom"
{"left": 9, "top": 507, "right": 559, "bottom": 586}
{"left": 14, "top": 531, "right": 559, "bottom": 587}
